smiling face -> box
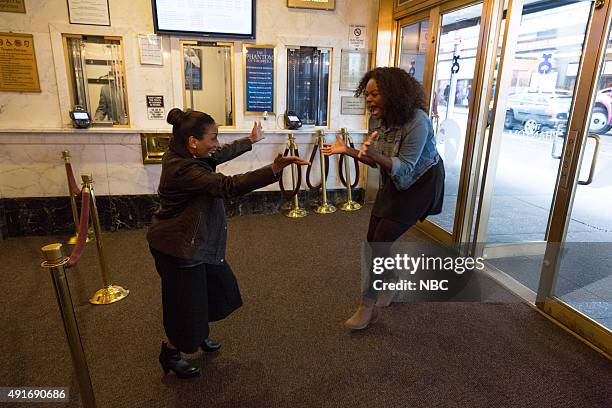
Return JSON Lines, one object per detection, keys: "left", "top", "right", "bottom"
{"left": 365, "top": 79, "right": 384, "bottom": 119}
{"left": 188, "top": 123, "right": 220, "bottom": 158}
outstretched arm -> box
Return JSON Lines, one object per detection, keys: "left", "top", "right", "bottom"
{"left": 321, "top": 132, "right": 378, "bottom": 167}
{"left": 213, "top": 121, "right": 264, "bottom": 164}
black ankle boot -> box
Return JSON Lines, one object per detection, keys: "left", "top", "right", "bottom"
{"left": 201, "top": 338, "right": 221, "bottom": 352}
{"left": 159, "top": 342, "right": 200, "bottom": 378}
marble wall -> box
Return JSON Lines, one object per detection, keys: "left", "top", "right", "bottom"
{"left": 0, "top": 1, "right": 379, "bottom": 237}
{"left": 0, "top": 0, "right": 378, "bottom": 130}
{"left": 0, "top": 129, "right": 367, "bottom": 198}
{"left": 0, "top": 0, "right": 378, "bottom": 202}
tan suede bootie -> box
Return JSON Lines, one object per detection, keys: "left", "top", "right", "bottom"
{"left": 344, "top": 298, "right": 379, "bottom": 330}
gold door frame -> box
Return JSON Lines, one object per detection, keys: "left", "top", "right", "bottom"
{"left": 391, "top": 0, "right": 501, "bottom": 245}
{"left": 537, "top": 0, "right": 612, "bottom": 357}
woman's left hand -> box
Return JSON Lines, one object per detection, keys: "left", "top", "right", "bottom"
{"left": 249, "top": 121, "right": 265, "bottom": 144}
{"left": 358, "top": 131, "right": 379, "bottom": 160}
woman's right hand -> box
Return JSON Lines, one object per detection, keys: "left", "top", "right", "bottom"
{"left": 271, "top": 153, "right": 310, "bottom": 174}
{"left": 321, "top": 134, "right": 347, "bottom": 156}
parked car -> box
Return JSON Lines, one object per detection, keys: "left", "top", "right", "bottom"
{"left": 488, "top": 88, "right": 612, "bottom": 135}
{"left": 590, "top": 88, "right": 612, "bottom": 134}
{"left": 502, "top": 90, "right": 572, "bottom": 134}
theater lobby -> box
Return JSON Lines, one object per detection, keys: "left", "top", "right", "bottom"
{"left": 1, "top": 0, "right": 611, "bottom": 407}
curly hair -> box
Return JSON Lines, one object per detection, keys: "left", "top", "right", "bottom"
{"left": 355, "top": 67, "right": 426, "bottom": 127}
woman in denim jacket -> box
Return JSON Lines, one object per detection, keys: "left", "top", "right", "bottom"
{"left": 323, "top": 67, "right": 445, "bottom": 330}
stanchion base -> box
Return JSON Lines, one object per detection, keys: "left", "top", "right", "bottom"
{"left": 89, "top": 285, "right": 129, "bottom": 305}
{"left": 314, "top": 203, "right": 337, "bottom": 214}
{"left": 340, "top": 201, "right": 362, "bottom": 212}
{"left": 286, "top": 207, "right": 307, "bottom": 218}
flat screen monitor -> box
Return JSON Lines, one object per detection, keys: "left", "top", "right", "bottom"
{"left": 151, "top": 0, "right": 256, "bottom": 39}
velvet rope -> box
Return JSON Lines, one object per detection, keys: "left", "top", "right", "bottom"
{"left": 305, "top": 142, "right": 329, "bottom": 190}
{"left": 338, "top": 139, "right": 360, "bottom": 189}
{"left": 64, "top": 162, "right": 81, "bottom": 197}
{"left": 67, "top": 189, "right": 91, "bottom": 268}
{"left": 278, "top": 147, "right": 302, "bottom": 199}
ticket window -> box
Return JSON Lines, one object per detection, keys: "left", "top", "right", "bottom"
{"left": 181, "top": 41, "right": 234, "bottom": 126}
{"left": 63, "top": 35, "right": 129, "bottom": 126}
{"left": 286, "top": 46, "right": 331, "bottom": 126}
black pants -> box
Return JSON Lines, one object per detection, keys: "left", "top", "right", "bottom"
{"left": 150, "top": 247, "right": 243, "bottom": 354}
{"left": 363, "top": 215, "right": 414, "bottom": 300}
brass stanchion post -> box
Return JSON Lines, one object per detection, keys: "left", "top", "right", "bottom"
{"left": 314, "top": 130, "right": 336, "bottom": 214}
{"left": 40, "top": 243, "right": 97, "bottom": 408}
{"left": 81, "top": 174, "right": 129, "bottom": 305}
{"left": 339, "top": 128, "right": 362, "bottom": 211}
{"left": 62, "top": 151, "right": 94, "bottom": 245}
{"left": 286, "top": 134, "right": 307, "bottom": 218}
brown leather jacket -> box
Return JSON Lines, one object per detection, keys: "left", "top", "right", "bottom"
{"left": 147, "top": 137, "right": 277, "bottom": 264}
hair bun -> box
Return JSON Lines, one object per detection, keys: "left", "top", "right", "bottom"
{"left": 167, "top": 108, "right": 185, "bottom": 126}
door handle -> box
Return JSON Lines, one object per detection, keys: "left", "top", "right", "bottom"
{"left": 551, "top": 131, "right": 563, "bottom": 159}
{"left": 578, "top": 133, "right": 601, "bottom": 186}
{"left": 431, "top": 113, "right": 440, "bottom": 134}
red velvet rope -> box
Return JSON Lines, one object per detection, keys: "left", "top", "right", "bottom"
{"left": 305, "top": 142, "right": 329, "bottom": 190}
{"left": 67, "top": 189, "right": 91, "bottom": 268}
{"left": 278, "top": 147, "right": 302, "bottom": 199}
{"left": 65, "top": 162, "right": 81, "bottom": 197}
{"left": 338, "top": 139, "right": 360, "bottom": 189}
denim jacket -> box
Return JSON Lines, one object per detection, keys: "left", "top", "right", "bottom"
{"left": 370, "top": 109, "right": 440, "bottom": 191}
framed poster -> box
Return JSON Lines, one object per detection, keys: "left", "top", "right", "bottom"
{"left": 340, "top": 50, "right": 368, "bottom": 91}
{"left": 243, "top": 44, "right": 275, "bottom": 115}
{"left": 287, "top": 0, "right": 334, "bottom": 11}
{"left": 183, "top": 47, "right": 202, "bottom": 90}
{"left": 0, "top": 32, "right": 41, "bottom": 92}
{"left": 138, "top": 34, "right": 163, "bottom": 65}
{"left": 0, "top": 0, "right": 26, "bottom": 13}
{"left": 67, "top": 0, "right": 110, "bottom": 26}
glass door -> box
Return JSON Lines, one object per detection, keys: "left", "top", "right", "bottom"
{"left": 538, "top": 0, "right": 612, "bottom": 354}
{"left": 474, "top": 0, "right": 595, "bottom": 297}
{"left": 396, "top": 13, "right": 431, "bottom": 86}
{"left": 424, "top": 2, "right": 485, "bottom": 242}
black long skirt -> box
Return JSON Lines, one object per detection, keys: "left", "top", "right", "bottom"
{"left": 150, "top": 247, "right": 243, "bottom": 353}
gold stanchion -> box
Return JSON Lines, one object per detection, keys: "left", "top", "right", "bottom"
{"left": 339, "top": 128, "right": 362, "bottom": 211}
{"left": 40, "top": 243, "right": 97, "bottom": 408}
{"left": 314, "top": 130, "right": 336, "bottom": 214}
{"left": 81, "top": 174, "right": 129, "bottom": 305}
{"left": 62, "top": 151, "right": 94, "bottom": 245}
{"left": 285, "top": 134, "right": 307, "bottom": 218}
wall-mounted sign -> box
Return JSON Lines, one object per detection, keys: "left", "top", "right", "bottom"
{"left": 349, "top": 24, "right": 366, "bottom": 50}
{"left": 0, "top": 0, "right": 26, "bottom": 13}
{"left": 146, "top": 95, "right": 165, "bottom": 120}
{"left": 243, "top": 44, "right": 275, "bottom": 115}
{"left": 341, "top": 96, "right": 365, "bottom": 115}
{"left": 67, "top": 0, "right": 110, "bottom": 26}
{"left": 0, "top": 33, "right": 40, "bottom": 92}
{"left": 340, "top": 50, "right": 368, "bottom": 91}
{"left": 138, "top": 34, "right": 163, "bottom": 66}
{"left": 287, "top": 0, "right": 334, "bottom": 10}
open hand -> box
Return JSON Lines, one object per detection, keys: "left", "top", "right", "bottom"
{"left": 321, "top": 133, "right": 347, "bottom": 156}
{"left": 249, "top": 121, "right": 265, "bottom": 144}
{"left": 272, "top": 153, "right": 310, "bottom": 174}
{"left": 357, "top": 131, "right": 378, "bottom": 160}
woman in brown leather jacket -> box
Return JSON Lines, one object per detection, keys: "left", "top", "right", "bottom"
{"left": 148, "top": 108, "right": 308, "bottom": 378}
